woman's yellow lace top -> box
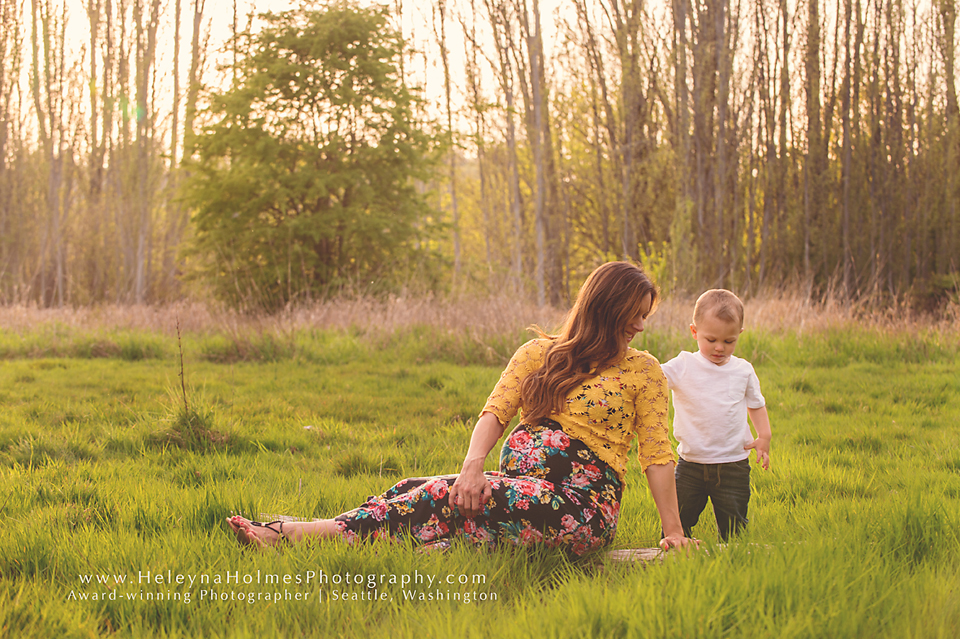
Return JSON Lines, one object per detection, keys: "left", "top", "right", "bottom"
{"left": 481, "top": 339, "right": 674, "bottom": 481}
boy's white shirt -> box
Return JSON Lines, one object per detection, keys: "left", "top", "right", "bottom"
{"left": 660, "top": 350, "right": 766, "bottom": 464}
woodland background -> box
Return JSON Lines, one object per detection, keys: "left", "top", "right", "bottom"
{"left": 0, "top": 0, "right": 958, "bottom": 310}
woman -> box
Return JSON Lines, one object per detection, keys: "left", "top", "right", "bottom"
{"left": 228, "top": 262, "right": 693, "bottom": 554}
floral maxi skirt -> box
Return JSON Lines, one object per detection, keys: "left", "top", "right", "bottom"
{"left": 334, "top": 420, "right": 623, "bottom": 556}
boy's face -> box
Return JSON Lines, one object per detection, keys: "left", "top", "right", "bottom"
{"left": 690, "top": 312, "right": 743, "bottom": 366}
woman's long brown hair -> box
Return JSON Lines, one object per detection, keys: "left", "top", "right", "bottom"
{"left": 520, "top": 262, "right": 658, "bottom": 426}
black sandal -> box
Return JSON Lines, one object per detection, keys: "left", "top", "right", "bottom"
{"left": 248, "top": 520, "right": 288, "bottom": 544}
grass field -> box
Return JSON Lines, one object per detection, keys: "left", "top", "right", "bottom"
{"left": 1, "top": 300, "right": 959, "bottom": 638}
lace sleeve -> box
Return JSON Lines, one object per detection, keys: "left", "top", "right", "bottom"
{"left": 634, "top": 356, "right": 675, "bottom": 471}
{"left": 480, "top": 340, "right": 546, "bottom": 427}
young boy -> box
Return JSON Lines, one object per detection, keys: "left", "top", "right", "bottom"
{"left": 660, "top": 289, "right": 772, "bottom": 541}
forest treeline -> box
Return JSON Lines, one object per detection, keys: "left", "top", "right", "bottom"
{"left": 0, "top": 0, "right": 957, "bottom": 309}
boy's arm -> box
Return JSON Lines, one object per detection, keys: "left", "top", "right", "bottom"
{"left": 745, "top": 406, "right": 771, "bottom": 470}
{"left": 659, "top": 354, "right": 681, "bottom": 388}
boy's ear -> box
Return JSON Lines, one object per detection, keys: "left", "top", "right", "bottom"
{"left": 689, "top": 323, "right": 697, "bottom": 338}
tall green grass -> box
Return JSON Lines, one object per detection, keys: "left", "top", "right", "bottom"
{"left": 0, "top": 323, "right": 958, "bottom": 637}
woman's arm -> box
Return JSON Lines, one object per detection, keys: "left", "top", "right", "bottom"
{"left": 644, "top": 461, "right": 695, "bottom": 550}
{"left": 450, "top": 341, "right": 539, "bottom": 517}
{"left": 633, "top": 358, "right": 694, "bottom": 549}
{"left": 448, "top": 412, "right": 506, "bottom": 517}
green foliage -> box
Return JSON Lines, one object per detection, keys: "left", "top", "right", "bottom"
{"left": 182, "top": 2, "right": 441, "bottom": 310}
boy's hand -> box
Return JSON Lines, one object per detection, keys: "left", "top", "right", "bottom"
{"left": 746, "top": 407, "right": 771, "bottom": 469}
{"left": 744, "top": 438, "right": 770, "bottom": 470}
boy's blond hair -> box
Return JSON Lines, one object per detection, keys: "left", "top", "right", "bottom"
{"left": 693, "top": 289, "right": 744, "bottom": 327}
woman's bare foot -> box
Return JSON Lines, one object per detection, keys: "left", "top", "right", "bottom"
{"left": 226, "top": 516, "right": 285, "bottom": 548}
{"left": 227, "top": 515, "right": 346, "bottom": 548}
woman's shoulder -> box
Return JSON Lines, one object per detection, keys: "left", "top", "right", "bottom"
{"left": 509, "top": 337, "right": 552, "bottom": 364}
{"left": 518, "top": 337, "right": 552, "bottom": 352}
{"left": 622, "top": 347, "right": 665, "bottom": 376}
{"left": 624, "top": 346, "right": 660, "bottom": 364}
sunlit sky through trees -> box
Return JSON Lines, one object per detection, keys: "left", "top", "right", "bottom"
{"left": 52, "top": 0, "right": 575, "bottom": 142}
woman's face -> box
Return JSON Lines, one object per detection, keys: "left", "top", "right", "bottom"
{"left": 623, "top": 293, "right": 653, "bottom": 346}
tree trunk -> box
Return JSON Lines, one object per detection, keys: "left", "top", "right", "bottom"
{"left": 758, "top": 0, "right": 778, "bottom": 289}
{"left": 714, "top": 0, "right": 729, "bottom": 286}
{"left": 486, "top": 0, "right": 524, "bottom": 295}
{"left": 132, "top": 0, "right": 161, "bottom": 303}
{"left": 608, "top": 0, "right": 641, "bottom": 262}
{"left": 462, "top": 0, "right": 492, "bottom": 275}
{"left": 30, "top": 0, "right": 74, "bottom": 307}
{"left": 578, "top": 0, "right": 621, "bottom": 259}
{"left": 527, "top": 0, "right": 547, "bottom": 306}
{"left": 841, "top": 0, "right": 852, "bottom": 298}
{"left": 776, "top": 0, "right": 789, "bottom": 291}
{"left": 435, "top": 0, "right": 461, "bottom": 281}
{"left": 672, "top": 0, "right": 695, "bottom": 288}
{"left": 533, "top": 0, "right": 564, "bottom": 304}
{"left": 0, "top": 0, "right": 22, "bottom": 300}
{"left": 803, "top": 0, "right": 819, "bottom": 295}
{"left": 938, "top": 0, "right": 958, "bottom": 274}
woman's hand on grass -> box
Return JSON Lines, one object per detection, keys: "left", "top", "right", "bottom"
{"left": 659, "top": 534, "right": 701, "bottom": 553}
{"left": 449, "top": 463, "right": 491, "bottom": 518}
{"left": 449, "top": 412, "right": 504, "bottom": 518}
